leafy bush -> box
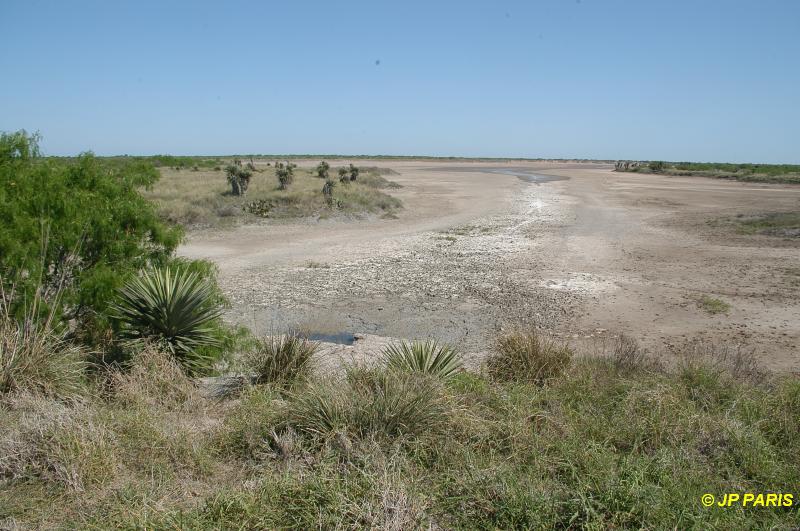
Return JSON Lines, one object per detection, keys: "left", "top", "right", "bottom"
{"left": 382, "top": 340, "right": 462, "bottom": 380}
{"left": 487, "top": 329, "right": 572, "bottom": 384}
{"left": 112, "top": 266, "right": 224, "bottom": 373}
{"left": 0, "top": 131, "right": 182, "bottom": 333}
{"left": 243, "top": 332, "right": 318, "bottom": 387}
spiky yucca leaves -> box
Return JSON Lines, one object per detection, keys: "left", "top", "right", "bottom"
{"left": 338, "top": 167, "right": 350, "bottom": 183}
{"left": 243, "top": 332, "right": 318, "bottom": 387}
{"left": 288, "top": 367, "right": 447, "bottom": 440}
{"left": 112, "top": 267, "right": 223, "bottom": 373}
{"left": 382, "top": 340, "right": 462, "bottom": 380}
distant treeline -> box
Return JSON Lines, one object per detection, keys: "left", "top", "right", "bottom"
{"left": 617, "top": 160, "right": 800, "bottom": 184}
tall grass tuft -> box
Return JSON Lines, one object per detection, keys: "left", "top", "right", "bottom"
{"left": 288, "top": 367, "right": 447, "bottom": 440}
{"left": 382, "top": 340, "right": 462, "bottom": 380}
{"left": 0, "top": 286, "right": 86, "bottom": 399}
{"left": 243, "top": 331, "right": 318, "bottom": 387}
{"left": 487, "top": 328, "right": 572, "bottom": 385}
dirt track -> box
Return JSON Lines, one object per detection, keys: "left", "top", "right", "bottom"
{"left": 180, "top": 161, "right": 800, "bottom": 371}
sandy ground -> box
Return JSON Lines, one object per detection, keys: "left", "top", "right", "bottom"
{"left": 180, "top": 160, "right": 800, "bottom": 372}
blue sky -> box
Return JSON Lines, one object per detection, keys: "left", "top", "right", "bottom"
{"left": 1, "top": 1, "right": 798, "bottom": 162}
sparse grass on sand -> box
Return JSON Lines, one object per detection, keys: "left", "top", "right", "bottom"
{"left": 2, "top": 330, "right": 798, "bottom": 529}
{"left": 143, "top": 164, "right": 402, "bottom": 227}
{"left": 698, "top": 295, "right": 731, "bottom": 315}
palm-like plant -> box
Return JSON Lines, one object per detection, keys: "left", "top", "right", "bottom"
{"left": 338, "top": 167, "right": 349, "bottom": 183}
{"left": 112, "top": 267, "right": 223, "bottom": 372}
{"left": 382, "top": 340, "right": 462, "bottom": 380}
{"left": 316, "top": 161, "right": 330, "bottom": 179}
{"left": 322, "top": 179, "right": 336, "bottom": 207}
{"left": 348, "top": 163, "right": 359, "bottom": 181}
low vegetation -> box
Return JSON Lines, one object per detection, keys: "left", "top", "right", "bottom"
{"left": 382, "top": 339, "right": 463, "bottom": 380}
{"left": 144, "top": 162, "right": 402, "bottom": 227}
{"left": 1, "top": 330, "right": 797, "bottom": 529}
{"left": 698, "top": 295, "right": 731, "bottom": 315}
{"left": 617, "top": 160, "right": 800, "bottom": 184}
{"left": 242, "top": 331, "right": 318, "bottom": 387}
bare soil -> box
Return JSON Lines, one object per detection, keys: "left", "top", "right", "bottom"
{"left": 180, "top": 160, "right": 800, "bottom": 371}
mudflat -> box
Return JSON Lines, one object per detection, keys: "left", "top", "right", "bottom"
{"left": 180, "top": 160, "right": 800, "bottom": 371}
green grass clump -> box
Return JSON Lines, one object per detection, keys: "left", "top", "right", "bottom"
{"left": 287, "top": 367, "right": 448, "bottom": 440}
{"left": 242, "top": 332, "right": 318, "bottom": 387}
{"left": 698, "top": 295, "right": 731, "bottom": 315}
{"left": 487, "top": 328, "right": 572, "bottom": 384}
{"left": 382, "top": 340, "right": 462, "bottom": 380}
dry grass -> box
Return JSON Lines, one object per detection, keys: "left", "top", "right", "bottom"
{"left": 487, "top": 328, "right": 573, "bottom": 384}
{"left": 0, "top": 290, "right": 86, "bottom": 399}
{"left": 242, "top": 332, "right": 318, "bottom": 387}
{"left": 144, "top": 164, "right": 402, "bottom": 227}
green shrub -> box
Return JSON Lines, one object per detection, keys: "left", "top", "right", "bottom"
{"left": 112, "top": 266, "right": 223, "bottom": 373}
{"left": 487, "top": 329, "right": 572, "bottom": 384}
{"left": 382, "top": 340, "right": 462, "bottom": 380}
{"left": 0, "top": 131, "right": 182, "bottom": 334}
{"left": 243, "top": 332, "right": 318, "bottom": 387}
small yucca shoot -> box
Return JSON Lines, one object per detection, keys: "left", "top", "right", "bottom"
{"left": 382, "top": 340, "right": 462, "bottom": 379}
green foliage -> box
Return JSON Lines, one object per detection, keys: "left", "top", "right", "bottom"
{"left": 315, "top": 160, "right": 330, "bottom": 179}
{"left": 274, "top": 161, "right": 296, "bottom": 190}
{"left": 337, "top": 166, "right": 349, "bottom": 183}
{"left": 321, "top": 178, "right": 336, "bottom": 207}
{"left": 382, "top": 340, "right": 462, "bottom": 380}
{"left": 224, "top": 163, "right": 252, "bottom": 196}
{"left": 348, "top": 163, "right": 359, "bottom": 182}
{"left": 0, "top": 131, "right": 182, "bottom": 331}
{"left": 698, "top": 295, "right": 731, "bottom": 315}
{"left": 111, "top": 266, "right": 224, "bottom": 373}
{"left": 487, "top": 328, "right": 572, "bottom": 384}
{"left": 243, "top": 332, "right": 318, "bottom": 387}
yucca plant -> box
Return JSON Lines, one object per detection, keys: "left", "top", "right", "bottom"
{"left": 112, "top": 267, "right": 223, "bottom": 372}
{"left": 288, "top": 367, "right": 447, "bottom": 439}
{"left": 243, "top": 331, "right": 318, "bottom": 387}
{"left": 382, "top": 340, "right": 462, "bottom": 380}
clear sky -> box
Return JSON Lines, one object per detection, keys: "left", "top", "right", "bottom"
{"left": 2, "top": 1, "right": 798, "bottom": 162}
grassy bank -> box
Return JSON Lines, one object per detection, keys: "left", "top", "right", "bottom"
{"left": 619, "top": 161, "right": 800, "bottom": 184}
{"left": 2, "top": 334, "right": 798, "bottom": 529}
{"left": 144, "top": 164, "right": 402, "bottom": 227}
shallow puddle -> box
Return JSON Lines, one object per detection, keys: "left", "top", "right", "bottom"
{"left": 307, "top": 331, "right": 355, "bottom": 345}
